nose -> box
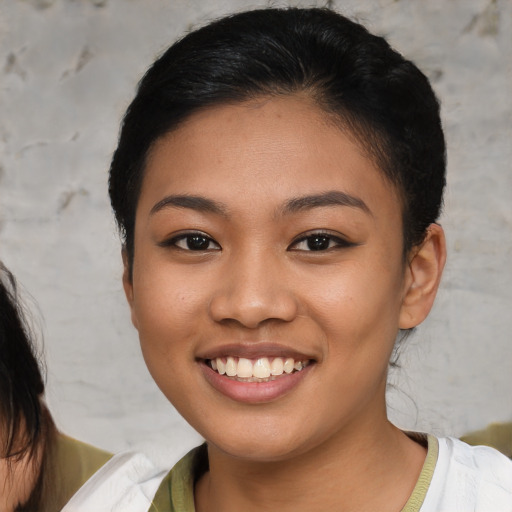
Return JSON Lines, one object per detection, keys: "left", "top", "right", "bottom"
{"left": 208, "top": 249, "right": 299, "bottom": 329}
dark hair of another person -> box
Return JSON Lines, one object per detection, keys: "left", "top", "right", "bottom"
{"left": 108, "top": 7, "right": 446, "bottom": 274}
{"left": 0, "top": 263, "right": 56, "bottom": 511}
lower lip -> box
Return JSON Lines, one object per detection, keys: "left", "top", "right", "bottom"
{"left": 199, "top": 361, "right": 313, "bottom": 404}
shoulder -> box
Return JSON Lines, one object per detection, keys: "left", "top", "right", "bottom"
{"left": 461, "top": 421, "right": 512, "bottom": 458}
{"left": 46, "top": 433, "right": 113, "bottom": 511}
{"left": 422, "top": 436, "right": 512, "bottom": 512}
{"left": 60, "top": 449, "right": 169, "bottom": 512}
{"left": 54, "top": 433, "right": 113, "bottom": 474}
{"left": 439, "top": 437, "right": 512, "bottom": 490}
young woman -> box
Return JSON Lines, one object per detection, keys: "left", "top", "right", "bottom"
{"left": 64, "top": 7, "right": 512, "bottom": 511}
{"left": 0, "top": 263, "right": 112, "bottom": 511}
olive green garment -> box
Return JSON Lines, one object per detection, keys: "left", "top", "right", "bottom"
{"left": 44, "top": 433, "right": 113, "bottom": 512}
{"left": 148, "top": 436, "right": 438, "bottom": 512}
{"left": 461, "top": 422, "right": 512, "bottom": 458}
{"left": 148, "top": 445, "right": 205, "bottom": 512}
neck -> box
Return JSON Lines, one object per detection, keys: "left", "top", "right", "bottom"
{"left": 195, "top": 419, "right": 426, "bottom": 512}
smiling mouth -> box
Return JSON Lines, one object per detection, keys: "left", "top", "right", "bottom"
{"left": 205, "top": 356, "right": 312, "bottom": 383}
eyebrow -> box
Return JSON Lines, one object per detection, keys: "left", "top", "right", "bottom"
{"left": 150, "top": 195, "right": 229, "bottom": 217}
{"left": 149, "top": 190, "right": 371, "bottom": 218}
{"left": 281, "top": 190, "right": 371, "bottom": 216}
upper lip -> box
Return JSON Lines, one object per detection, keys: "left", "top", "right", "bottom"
{"left": 197, "top": 343, "right": 316, "bottom": 361}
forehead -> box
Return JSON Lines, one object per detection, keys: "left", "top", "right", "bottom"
{"left": 140, "top": 96, "right": 401, "bottom": 220}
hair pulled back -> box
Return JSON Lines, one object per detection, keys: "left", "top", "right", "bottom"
{"left": 109, "top": 7, "right": 446, "bottom": 269}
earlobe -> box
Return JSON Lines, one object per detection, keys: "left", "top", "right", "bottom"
{"left": 399, "top": 224, "right": 446, "bottom": 329}
{"left": 122, "top": 248, "right": 139, "bottom": 330}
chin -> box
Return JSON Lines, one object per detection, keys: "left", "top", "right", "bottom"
{"left": 212, "top": 438, "right": 304, "bottom": 463}
{"left": 198, "top": 419, "right": 323, "bottom": 463}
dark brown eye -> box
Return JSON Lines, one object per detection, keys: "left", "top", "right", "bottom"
{"left": 185, "top": 235, "right": 211, "bottom": 250}
{"left": 306, "top": 235, "right": 331, "bottom": 251}
{"left": 163, "top": 232, "right": 221, "bottom": 251}
{"left": 289, "top": 231, "right": 355, "bottom": 252}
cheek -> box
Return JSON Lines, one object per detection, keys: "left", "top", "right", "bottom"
{"left": 133, "top": 276, "right": 204, "bottom": 399}
{"left": 132, "top": 268, "right": 206, "bottom": 350}
{"left": 303, "top": 259, "right": 405, "bottom": 347}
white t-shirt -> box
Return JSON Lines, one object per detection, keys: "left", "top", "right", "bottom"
{"left": 60, "top": 450, "right": 168, "bottom": 512}
{"left": 62, "top": 436, "right": 512, "bottom": 512}
{"left": 420, "top": 437, "right": 512, "bottom": 511}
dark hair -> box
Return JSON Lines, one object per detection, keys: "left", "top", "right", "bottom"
{"left": 109, "top": 7, "right": 446, "bottom": 270}
{"left": 0, "top": 263, "right": 56, "bottom": 510}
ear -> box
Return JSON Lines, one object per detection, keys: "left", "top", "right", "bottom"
{"left": 399, "top": 223, "right": 446, "bottom": 329}
{"left": 122, "top": 248, "right": 139, "bottom": 330}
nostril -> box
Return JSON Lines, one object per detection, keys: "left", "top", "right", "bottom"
{"left": 209, "top": 289, "right": 299, "bottom": 328}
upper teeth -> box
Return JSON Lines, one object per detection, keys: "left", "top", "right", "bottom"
{"left": 209, "top": 357, "right": 308, "bottom": 379}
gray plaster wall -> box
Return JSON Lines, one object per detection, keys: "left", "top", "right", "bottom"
{"left": 0, "top": 0, "right": 510, "bottom": 459}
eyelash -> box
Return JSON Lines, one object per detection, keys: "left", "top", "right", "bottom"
{"left": 161, "top": 230, "right": 354, "bottom": 253}
{"left": 160, "top": 232, "right": 221, "bottom": 251}
{"left": 289, "top": 231, "right": 355, "bottom": 252}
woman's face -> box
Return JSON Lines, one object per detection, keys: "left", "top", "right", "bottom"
{"left": 125, "top": 96, "right": 412, "bottom": 461}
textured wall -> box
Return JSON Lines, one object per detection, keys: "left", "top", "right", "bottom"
{"left": 0, "top": 0, "right": 510, "bottom": 459}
